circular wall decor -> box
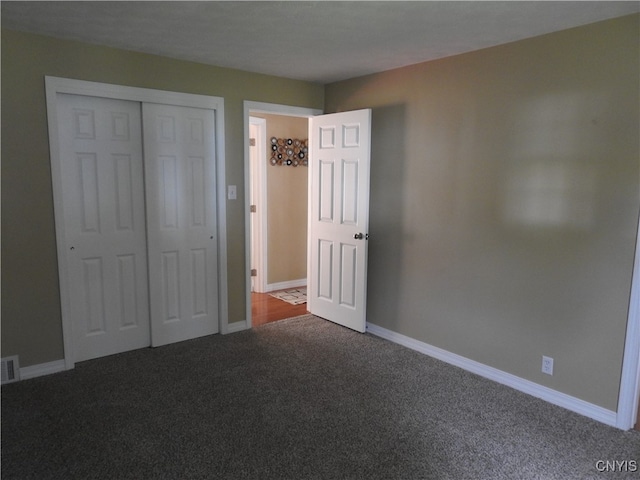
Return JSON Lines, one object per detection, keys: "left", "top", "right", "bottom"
{"left": 269, "top": 137, "right": 309, "bottom": 167}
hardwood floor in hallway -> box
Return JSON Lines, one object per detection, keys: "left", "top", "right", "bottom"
{"left": 251, "top": 291, "right": 308, "bottom": 327}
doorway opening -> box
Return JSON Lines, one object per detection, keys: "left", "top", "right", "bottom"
{"left": 250, "top": 112, "right": 309, "bottom": 326}
{"left": 244, "top": 102, "right": 322, "bottom": 328}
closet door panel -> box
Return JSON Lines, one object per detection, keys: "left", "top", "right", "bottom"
{"left": 143, "top": 103, "right": 219, "bottom": 346}
{"left": 57, "top": 94, "right": 150, "bottom": 362}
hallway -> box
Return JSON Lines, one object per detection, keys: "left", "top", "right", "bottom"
{"left": 251, "top": 290, "right": 308, "bottom": 327}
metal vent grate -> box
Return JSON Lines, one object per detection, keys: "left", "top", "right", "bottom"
{"left": 1, "top": 356, "right": 20, "bottom": 384}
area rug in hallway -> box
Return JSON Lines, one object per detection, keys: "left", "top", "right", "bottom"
{"left": 268, "top": 287, "right": 307, "bottom": 305}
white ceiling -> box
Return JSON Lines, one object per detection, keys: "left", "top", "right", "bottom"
{"left": 2, "top": 1, "right": 638, "bottom": 84}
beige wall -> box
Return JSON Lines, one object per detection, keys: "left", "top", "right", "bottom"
{"left": 252, "top": 114, "right": 309, "bottom": 286}
{"left": 0, "top": 29, "right": 324, "bottom": 367}
{"left": 325, "top": 15, "right": 639, "bottom": 410}
{"left": 2, "top": 15, "right": 639, "bottom": 413}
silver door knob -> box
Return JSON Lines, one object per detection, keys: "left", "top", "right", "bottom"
{"left": 354, "top": 233, "right": 364, "bottom": 240}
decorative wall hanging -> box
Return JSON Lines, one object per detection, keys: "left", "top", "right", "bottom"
{"left": 270, "top": 137, "right": 309, "bottom": 167}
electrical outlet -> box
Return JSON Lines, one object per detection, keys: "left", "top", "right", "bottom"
{"left": 542, "top": 356, "right": 554, "bottom": 375}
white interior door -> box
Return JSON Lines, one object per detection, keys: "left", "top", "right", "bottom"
{"left": 57, "top": 94, "right": 151, "bottom": 362}
{"left": 308, "top": 109, "right": 371, "bottom": 332}
{"left": 143, "top": 103, "right": 220, "bottom": 346}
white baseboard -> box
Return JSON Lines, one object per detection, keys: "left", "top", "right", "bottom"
{"left": 14, "top": 324, "right": 620, "bottom": 429}
{"left": 20, "top": 359, "right": 67, "bottom": 380}
{"left": 226, "top": 320, "right": 249, "bottom": 334}
{"left": 366, "top": 322, "right": 619, "bottom": 429}
{"left": 266, "top": 279, "right": 306, "bottom": 293}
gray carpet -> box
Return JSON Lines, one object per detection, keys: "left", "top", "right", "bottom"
{"left": 2, "top": 314, "right": 639, "bottom": 479}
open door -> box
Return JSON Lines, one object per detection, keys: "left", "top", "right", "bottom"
{"left": 308, "top": 109, "right": 371, "bottom": 333}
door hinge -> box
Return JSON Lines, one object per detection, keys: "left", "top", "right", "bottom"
{"left": 251, "top": 269, "right": 257, "bottom": 277}
{"left": 250, "top": 138, "right": 256, "bottom": 147}
{"left": 250, "top": 205, "right": 257, "bottom": 213}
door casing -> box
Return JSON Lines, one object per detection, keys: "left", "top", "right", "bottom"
{"left": 249, "top": 117, "right": 267, "bottom": 293}
{"left": 616, "top": 211, "right": 640, "bottom": 429}
{"left": 46, "top": 76, "right": 229, "bottom": 370}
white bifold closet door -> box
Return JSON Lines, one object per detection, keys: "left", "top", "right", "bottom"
{"left": 58, "top": 94, "right": 151, "bottom": 362}
{"left": 143, "top": 103, "right": 219, "bottom": 347}
{"left": 57, "top": 94, "right": 218, "bottom": 362}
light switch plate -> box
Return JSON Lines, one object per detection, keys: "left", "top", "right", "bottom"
{"left": 228, "top": 185, "right": 237, "bottom": 200}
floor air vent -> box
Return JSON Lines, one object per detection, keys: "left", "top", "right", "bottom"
{"left": 1, "top": 356, "right": 20, "bottom": 384}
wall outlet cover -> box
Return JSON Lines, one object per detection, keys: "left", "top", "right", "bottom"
{"left": 542, "top": 355, "right": 554, "bottom": 375}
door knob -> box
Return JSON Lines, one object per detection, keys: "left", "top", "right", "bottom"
{"left": 354, "top": 233, "right": 364, "bottom": 240}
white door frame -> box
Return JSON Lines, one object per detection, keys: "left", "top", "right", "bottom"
{"left": 45, "top": 76, "right": 229, "bottom": 370}
{"left": 249, "top": 116, "right": 267, "bottom": 293}
{"left": 616, "top": 211, "right": 640, "bottom": 429}
{"left": 243, "top": 101, "right": 322, "bottom": 329}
